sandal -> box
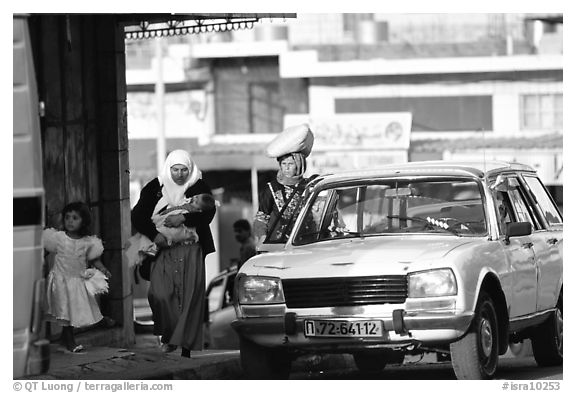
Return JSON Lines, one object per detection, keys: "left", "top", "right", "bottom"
{"left": 161, "top": 344, "right": 177, "bottom": 353}
{"left": 70, "top": 344, "right": 85, "bottom": 353}
{"left": 101, "top": 316, "right": 117, "bottom": 328}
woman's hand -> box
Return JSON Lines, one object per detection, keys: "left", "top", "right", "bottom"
{"left": 153, "top": 233, "right": 169, "bottom": 249}
{"left": 90, "top": 259, "right": 112, "bottom": 279}
{"left": 256, "top": 235, "right": 266, "bottom": 247}
{"left": 99, "top": 267, "right": 112, "bottom": 279}
{"left": 164, "top": 214, "right": 185, "bottom": 227}
{"left": 81, "top": 270, "right": 95, "bottom": 279}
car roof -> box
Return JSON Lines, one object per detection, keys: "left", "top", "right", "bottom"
{"left": 313, "top": 160, "right": 536, "bottom": 186}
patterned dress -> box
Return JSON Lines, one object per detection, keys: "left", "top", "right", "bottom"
{"left": 254, "top": 178, "right": 307, "bottom": 242}
{"left": 131, "top": 178, "right": 216, "bottom": 351}
{"left": 43, "top": 229, "right": 104, "bottom": 328}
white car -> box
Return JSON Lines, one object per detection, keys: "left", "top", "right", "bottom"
{"left": 233, "top": 161, "right": 563, "bottom": 379}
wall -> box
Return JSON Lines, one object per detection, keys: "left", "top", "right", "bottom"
{"left": 308, "top": 73, "right": 562, "bottom": 136}
{"left": 212, "top": 57, "right": 308, "bottom": 135}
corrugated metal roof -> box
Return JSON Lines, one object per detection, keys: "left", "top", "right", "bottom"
{"left": 411, "top": 133, "right": 562, "bottom": 153}
{"left": 189, "top": 142, "right": 267, "bottom": 155}
{"left": 191, "top": 133, "right": 562, "bottom": 154}
{"left": 297, "top": 40, "right": 533, "bottom": 62}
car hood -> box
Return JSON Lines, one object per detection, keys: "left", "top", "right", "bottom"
{"left": 249, "top": 236, "right": 475, "bottom": 278}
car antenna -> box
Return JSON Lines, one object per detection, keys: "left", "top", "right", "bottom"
{"left": 479, "top": 127, "right": 486, "bottom": 174}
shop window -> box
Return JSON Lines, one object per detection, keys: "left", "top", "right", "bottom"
{"left": 520, "top": 93, "right": 562, "bottom": 131}
{"left": 248, "top": 82, "right": 284, "bottom": 134}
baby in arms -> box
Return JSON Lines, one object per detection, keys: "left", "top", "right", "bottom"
{"left": 125, "top": 194, "right": 215, "bottom": 268}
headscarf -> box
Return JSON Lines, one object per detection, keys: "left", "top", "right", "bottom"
{"left": 157, "top": 150, "right": 202, "bottom": 207}
{"left": 276, "top": 152, "right": 306, "bottom": 186}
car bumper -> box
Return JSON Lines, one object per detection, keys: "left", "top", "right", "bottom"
{"left": 232, "top": 309, "right": 475, "bottom": 351}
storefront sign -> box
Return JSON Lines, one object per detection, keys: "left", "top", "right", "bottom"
{"left": 284, "top": 113, "right": 412, "bottom": 150}
{"left": 307, "top": 150, "right": 408, "bottom": 175}
{"left": 127, "top": 91, "right": 209, "bottom": 139}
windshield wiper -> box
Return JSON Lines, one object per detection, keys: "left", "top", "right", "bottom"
{"left": 335, "top": 228, "right": 363, "bottom": 237}
{"left": 296, "top": 228, "right": 363, "bottom": 243}
{"left": 386, "top": 215, "right": 461, "bottom": 237}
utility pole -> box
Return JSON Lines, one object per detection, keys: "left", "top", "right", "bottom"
{"left": 155, "top": 37, "right": 166, "bottom": 173}
{"left": 251, "top": 165, "right": 259, "bottom": 218}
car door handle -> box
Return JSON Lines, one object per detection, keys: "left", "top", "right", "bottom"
{"left": 522, "top": 242, "right": 534, "bottom": 249}
{"left": 547, "top": 238, "right": 558, "bottom": 245}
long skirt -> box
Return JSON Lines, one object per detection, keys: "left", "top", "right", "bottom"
{"left": 148, "top": 242, "right": 205, "bottom": 350}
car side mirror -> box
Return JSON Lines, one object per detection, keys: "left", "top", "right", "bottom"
{"left": 505, "top": 222, "right": 532, "bottom": 243}
{"left": 491, "top": 175, "right": 509, "bottom": 192}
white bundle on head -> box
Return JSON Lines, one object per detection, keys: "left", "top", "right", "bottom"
{"left": 266, "top": 123, "right": 314, "bottom": 158}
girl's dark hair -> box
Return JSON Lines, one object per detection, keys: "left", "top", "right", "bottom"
{"left": 62, "top": 201, "right": 92, "bottom": 236}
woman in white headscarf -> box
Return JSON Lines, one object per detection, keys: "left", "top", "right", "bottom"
{"left": 131, "top": 150, "right": 215, "bottom": 357}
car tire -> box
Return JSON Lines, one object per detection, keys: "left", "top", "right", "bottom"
{"left": 239, "top": 337, "right": 291, "bottom": 379}
{"left": 353, "top": 350, "right": 404, "bottom": 373}
{"left": 531, "top": 290, "right": 562, "bottom": 367}
{"left": 450, "top": 292, "right": 499, "bottom": 380}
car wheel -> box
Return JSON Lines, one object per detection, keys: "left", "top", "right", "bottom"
{"left": 531, "top": 290, "right": 562, "bottom": 367}
{"left": 450, "top": 292, "right": 499, "bottom": 379}
{"left": 353, "top": 350, "right": 404, "bottom": 373}
{"left": 239, "top": 337, "right": 291, "bottom": 379}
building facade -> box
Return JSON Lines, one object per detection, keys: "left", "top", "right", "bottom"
{"left": 125, "top": 13, "right": 563, "bottom": 270}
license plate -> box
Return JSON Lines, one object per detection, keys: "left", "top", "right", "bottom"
{"left": 304, "top": 319, "right": 383, "bottom": 337}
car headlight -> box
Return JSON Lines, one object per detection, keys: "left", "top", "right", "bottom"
{"left": 408, "top": 269, "right": 457, "bottom": 298}
{"left": 237, "top": 275, "right": 285, "bottom": 304}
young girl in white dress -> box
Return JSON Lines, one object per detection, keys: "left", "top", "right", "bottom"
{"left": 43, "top": 202, "right": 111, "bottom": 352}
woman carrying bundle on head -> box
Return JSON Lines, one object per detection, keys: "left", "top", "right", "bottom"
{"left": 253, "top": 123, "right": 317, "bottom": 245}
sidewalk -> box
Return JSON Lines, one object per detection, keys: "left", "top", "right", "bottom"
{"left": 23, "top": 333, "right": 245, "bottom": 380}
{"left": 23, "top": 331, "right": 365, "bottom": 380}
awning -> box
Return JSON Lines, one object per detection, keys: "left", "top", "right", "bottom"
{"left": 120, "top": 13, "right": 296, "bottom": 40}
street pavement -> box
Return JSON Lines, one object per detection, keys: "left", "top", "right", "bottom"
{"left": 21, "top": 333, "right": 357, "bottom": 380}
{"left": 20, "top": 330, "right": 526, "bottom": 380}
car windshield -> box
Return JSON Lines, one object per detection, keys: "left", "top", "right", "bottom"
{"left": 294, "top": 178, "right": 487, "bottom": 245}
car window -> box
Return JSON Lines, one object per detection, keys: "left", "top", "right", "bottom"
{"left": 300, "top": 189, "right": 331, "bottom": 231}
{"left": 294, "top": 179, "right": 487, "bottom": 245}
{"left": 493, "top": 190, "right": 514, "bottom": 235}
{"left": 266, "top": 188, "right": 313, "bottom": 244}
{"left": 507, "top": 187, "right": 536, "bottom": 228}
{"left": 523, "top": 175, "right": 562, "bottom": 226}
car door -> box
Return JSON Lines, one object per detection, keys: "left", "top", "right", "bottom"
{"left": 521, "top": 175, "right": 563, "bottom": 311}
{"left": 205, "top": 271, "right": 239, "bottom": 349}
{"left": 496, "top": 178, "right": 538, "bottom": 318}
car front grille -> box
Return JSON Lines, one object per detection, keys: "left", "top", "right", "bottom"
{"left": 282, "top": 275, "right": 408, "bottom": 308}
